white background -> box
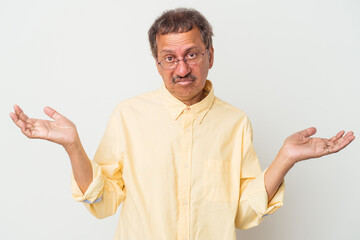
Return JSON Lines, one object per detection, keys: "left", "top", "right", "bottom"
{"left": 1, "top": 0, "right": 359, "bottom": 239}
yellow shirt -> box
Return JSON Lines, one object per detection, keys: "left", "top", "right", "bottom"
{"left": 72, "top": 80, "right": 285, "bottom": 240}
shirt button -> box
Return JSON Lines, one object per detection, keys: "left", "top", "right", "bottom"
{"left": 186, "top": 128, "right": 190, "bottom": 132}
{"left": 186, "top": 107, "right": 191, "bottom": 111}
{"left": 184, "top": 163, "right": 188, "bottom": 168}
{"left": 183, "top": 200, "right": 188, "bottom": 205}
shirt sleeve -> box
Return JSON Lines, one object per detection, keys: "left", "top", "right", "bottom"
{"left": 235, "top": 117, "right": 285, "bottom": 230}
{"left": 71, "top": 104, "right": 126, "bottom": 219}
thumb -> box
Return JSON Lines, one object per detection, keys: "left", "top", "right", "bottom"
{"left": 298, "top": 127, "right": 317, "bottom": 138}
{"left": 43, "top": 106, "right": 63, "bottom": 120}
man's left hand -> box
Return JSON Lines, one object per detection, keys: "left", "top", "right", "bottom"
{"left": 281, "top": 127, "right": 355, "bottom": 164}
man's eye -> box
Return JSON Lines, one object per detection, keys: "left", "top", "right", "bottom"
{"left": 165, "top": 56, "right": 174, "bottom": 62}
{"left": 187, "top": 52, "right": 198, "bottom": 59}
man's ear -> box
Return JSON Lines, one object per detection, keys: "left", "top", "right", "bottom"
{"left": 208, "top": 46, "right": 214, "bottom": 69}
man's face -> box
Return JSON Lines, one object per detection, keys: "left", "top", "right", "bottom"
{"left": 155, "top": 27, "right": 214, "bottom": 103}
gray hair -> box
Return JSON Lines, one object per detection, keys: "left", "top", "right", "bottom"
{"left": 148, "top": 8, "right": 213, "bottom": 58}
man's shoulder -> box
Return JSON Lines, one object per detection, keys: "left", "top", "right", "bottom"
{"left": 113, "top": 88, "right": 162, "bottom": 112}
{"left": 213, "top": 96, "right": 248, "bottom": 118}
{"left": 210, "top": 96, "right": 253, "bottom": 131}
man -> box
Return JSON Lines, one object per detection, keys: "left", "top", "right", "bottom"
{"left": 10, "top": 8, "right": 355, "bottom": 240}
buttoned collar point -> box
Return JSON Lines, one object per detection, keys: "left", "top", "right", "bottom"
{"left": 160, "top": 80, "right": 215, "bottom": 124}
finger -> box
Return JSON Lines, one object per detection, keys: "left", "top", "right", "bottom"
{"left": 14, "top": 104, "right": 29, "bottom": 122}
{"left": 19, "top": 111, "right": 30, "bottom": 122}
{"left": 342, "top": 131, "right": 355, "bottom": 143}
{"left": 329, "top": 130, "right": 345, "bottom": 142}
{"left": 298, "top": 127, "right": 317, "bottom": 138}
{"left": 25, "top": 122, "right": 34, "bottom": 131}
{"left": 19, "top": 120, "right": 38, "bottom": 138}
{"left": 21, "top": 126, "right": 35, "bottom": 138}
{"left": 44, "top": 106, "right": 63, "bottom": 120}
{"left": 9, "top": 112, "right": 26, "bottom": 131}
{"left": 9, "top": 112, "right": 18, "bottom": 125}
{"left": 18, "top": 118, "right": 27, "bottom": 133}
{"left": 329, "top": 131, "right": 355, "bottom": 153}
{"left": 323, "top": 146, "right": 331, "bottom": 155}
{"left": 10, "top": 111, "right": 36, "bottom": 138}
{"left": 318, "top": 138, "right": 331, "bottom": 154}
{"left": 13, "top": 104, "right": 21, "bottom": 115}
{"left": 26, "top": 118, "right": 37, "bottom": 124}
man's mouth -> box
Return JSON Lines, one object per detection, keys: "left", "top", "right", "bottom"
{"left": 176, "top": 79, "right": 194, "bottom": 85}
{"left": 172, "top": 74, "right": 196, "bottom": 85}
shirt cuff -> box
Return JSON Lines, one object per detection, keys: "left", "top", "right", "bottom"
{"left": 240, "top": 168, "right": 285, "bottom": 218}
{"left": 71, "top": 161, "right": 105, "bottom": 204}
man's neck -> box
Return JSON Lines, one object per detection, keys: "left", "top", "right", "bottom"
{"left": 180, "top": 90, "right": 204, "bottom": 106}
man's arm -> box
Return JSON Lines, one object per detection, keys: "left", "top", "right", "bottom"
{"left": 264, "top": 127, "right": 355, "bottom": 201}
{"left": 10, "top": 104, "right": 93, "bottom": 193}
{"left": 64, "top": 135, "right": 93, "bottom": 193}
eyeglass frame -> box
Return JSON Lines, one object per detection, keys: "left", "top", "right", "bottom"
{"left": 156, "top": 49, "right": 209, "bottom": 70}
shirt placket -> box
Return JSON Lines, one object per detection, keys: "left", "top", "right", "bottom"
{"left": 178, "top": 106, "right": 194, "bottom": 240}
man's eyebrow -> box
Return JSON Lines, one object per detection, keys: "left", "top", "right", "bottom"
{"left": 159, "top": 46, "right": 202, "bottom": 55}
{"left": 184, "top": 46, "right": 201, "bottom": 52}
{"left": 160, "top": 49, "right": 174, "bottom": 54}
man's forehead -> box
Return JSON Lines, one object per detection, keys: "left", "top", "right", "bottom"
{"left": 156, "top": 28, "right": 205, "bottom": 54}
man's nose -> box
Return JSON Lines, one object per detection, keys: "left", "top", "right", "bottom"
{"left": 174, "top": 60, "right": 191, "bottom": 77}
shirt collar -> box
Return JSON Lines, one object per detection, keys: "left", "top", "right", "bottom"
{"left": 160, "top": 80, "right": 215, "bottom": 124}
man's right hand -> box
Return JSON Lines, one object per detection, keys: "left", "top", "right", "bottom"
{"left": 10, "top": 104, "right": 93, "bottom": 193}
{"left": 9, "top": 104, "right": 78, "bottom": 149}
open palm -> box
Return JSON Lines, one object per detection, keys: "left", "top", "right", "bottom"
{"left": 282, "top": 127, "right": 355, "bottom": 163}
{"left": 10, "top": 105, "right": 78, "bottom": 148}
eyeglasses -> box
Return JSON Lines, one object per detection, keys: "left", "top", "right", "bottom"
{"left": 157, "top": 50, "right": 208, "bottom": 70}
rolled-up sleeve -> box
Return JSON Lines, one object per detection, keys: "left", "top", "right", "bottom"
{"left": 72, "top": 161, "right": 105, "bottom": 203}
{"left": 71, "top": 104, "right": 126, "bottom": 219}
{"left": 235, "top": 117, "right": 285, "bottom": 229}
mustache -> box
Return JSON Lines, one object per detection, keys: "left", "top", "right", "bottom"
{"left": 172, "top": 73, "right": 196, "bottom": 83}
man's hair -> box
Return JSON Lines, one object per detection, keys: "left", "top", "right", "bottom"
{"left": 148, "top": 8, "right": 213, "bottom": 58}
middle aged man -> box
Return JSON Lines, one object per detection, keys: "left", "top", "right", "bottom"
{"left": 10, "top": 8, "right": 355, "bottom": 240}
